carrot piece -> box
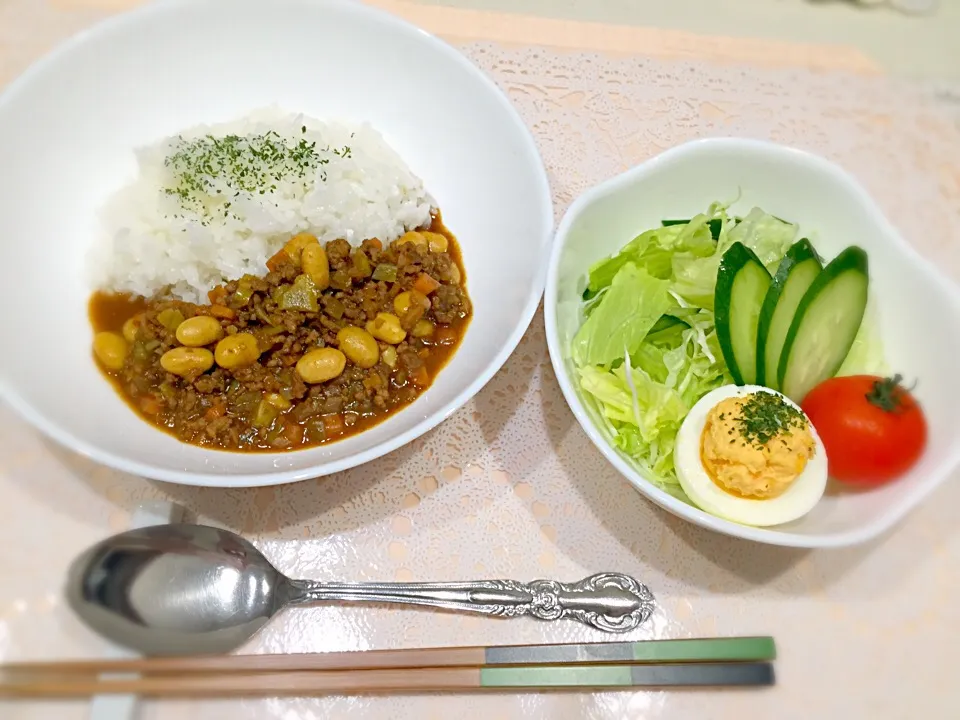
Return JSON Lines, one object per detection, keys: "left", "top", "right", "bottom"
{"left": 363, "top": 374, "right": 383, "bottom": 391}
{"left": 209, "top": 305, "right": 236, "bottom": 320}
{"left": 140, "top": 395, "right": 163, "bottom": 416}
{"left": 266, "top": 249, "right": 289, "bottom": 273}
{"left": 411, "top": 366, "right": 430, "bottom": 387}
{"left": 413, "top": 273, "right": 440, "bottom": 295}
{"left": 204, "top": 401, "right": 226, "bottom": 421}
{"left": 367, "top": 238, "right": 383, "bottom": 251}
{"left": 323, "top": 413, "right": 345, "bottom": 435}
{"left": 208, "top": 286, "right": 228, "bottom": 305}
{"left": 283, "top": 422, "right": 303, "bottom": 444}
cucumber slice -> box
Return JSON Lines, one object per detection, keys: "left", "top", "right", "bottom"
{"left": 755, "top": 239, "right": 823, "bottom": 389}
{"left": 648, "top": 314, "right": 690, "bottom": 335}
{"left": 661, "top": 218, "right": 737, "bottom": 241}
{"left": 777, "top": 246, "right": 869, "bottom": 401}
{"left": 644, "top": 314, "right": 691, "bottom": 345}
{"left": 714, "top": 242, "right": 773, "bottom": 386}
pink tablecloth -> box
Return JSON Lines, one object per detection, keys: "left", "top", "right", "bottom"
{"left": 2, "top": 2, "right": 959, "bottom": 719}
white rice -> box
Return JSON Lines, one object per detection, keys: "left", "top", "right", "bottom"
{"left": 90, "top": 107, "right": 434, "bottom": 303}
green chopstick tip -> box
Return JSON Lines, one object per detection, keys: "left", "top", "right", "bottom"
{"left": 631, "top": 636, "right": 776, "bottom": 663}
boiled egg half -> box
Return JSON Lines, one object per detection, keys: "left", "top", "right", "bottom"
{"left": 675, "top": 384, "right": 828, "bottom": 527}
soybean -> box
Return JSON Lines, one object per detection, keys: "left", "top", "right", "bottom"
{"left": 301, "top": 243, "right": 330, "bottom": 291}
{"left": 214, "top": 333, "right": 260, "bottom": 370}
{"left": 393, "top": 290, "right": 430, "bottom": 318}
{"left": 283, "top": 232, "right": 319, "bottom": 260}
{"left": 175, "top": 315, "right": 224, "bottom": 347}
{"left": 397, "top": 231, "right": 427, "bottom": 248}
{"left": 366, "top": 313, "right": 406, "bottom": 345}
{"left": 422, "top": 231, "right": 448, "bottom": 253}
{"left": 337, "top": 326, "right": 380, "bottom": 368}
{"left": 122, "top": 315, "right": 143, "bottom": 344}
{"left": 93, "top": 332, "right": 128, "bottom": 371}
{"left": 381, "top": 345, "right": 398, "bottom": 368}
{"left": 160, "top": 347, "right": 214, "bottom": 377}
{"left": 296, "top": 348, "right": 347, "bottom": 384}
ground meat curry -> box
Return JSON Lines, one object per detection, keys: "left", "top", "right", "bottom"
{"left": 89, "top": 215, "right": 471, "bottom": 451}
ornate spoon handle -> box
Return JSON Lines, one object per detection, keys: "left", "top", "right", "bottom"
{"left": 286, "top": 572, "right": 655, "bottom": 633}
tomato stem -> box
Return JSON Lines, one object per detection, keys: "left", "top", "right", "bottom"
{"left": 865, "top": 374, "right": 914, "bottom": 414}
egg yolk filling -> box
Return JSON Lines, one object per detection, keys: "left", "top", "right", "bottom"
{"left": 700, "top": 393, "right": 815, "bottom": 499}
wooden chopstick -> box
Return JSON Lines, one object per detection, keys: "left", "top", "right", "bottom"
{"left": 2, "top": 637, "right": 776, "bottom": 677}
{"left": 0, "top": 663, "right": 775, "bottom": 698}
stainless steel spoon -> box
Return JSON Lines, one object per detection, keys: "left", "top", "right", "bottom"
{"left": 67, "top": 524, "right": 656, "bottom": 656}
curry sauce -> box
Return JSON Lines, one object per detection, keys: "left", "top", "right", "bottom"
{"left": 89, "top": 215, "right": 471, "bottom": 452}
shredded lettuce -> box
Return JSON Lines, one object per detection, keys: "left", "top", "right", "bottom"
{"left": 569, "top": 201, "right": 862, "bottom": 502}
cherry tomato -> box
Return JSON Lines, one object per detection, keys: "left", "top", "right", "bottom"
{"left": 800, "top": 374, "right": 927, "bottom": 486}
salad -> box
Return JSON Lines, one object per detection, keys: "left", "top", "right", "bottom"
{"left": 571, "top": 201, "right": 927, "bottom": 527}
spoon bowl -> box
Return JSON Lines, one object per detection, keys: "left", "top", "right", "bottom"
{"left": 68, "top": 524, "right": 289, "bottom": 656}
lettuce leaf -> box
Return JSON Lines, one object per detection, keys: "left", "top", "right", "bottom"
{"left": 587, "top": 214, "right": 716, "bottom": 293}
{"left": 572, "top": 263, "right": 673, "bottom": 367}
{"left": 670, "top": 207, "right": 798, "bottom": 309}
{"left": 727, "top": 208, "right": 800, "bottom": 269}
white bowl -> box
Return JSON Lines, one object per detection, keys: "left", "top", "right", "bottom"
{"left": 0, "top": 0, "right": 552, "bottom": 487}
{"left": 545, "top": 138, "right": 960, "bottom": 548}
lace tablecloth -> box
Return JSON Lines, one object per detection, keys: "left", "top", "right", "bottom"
{"left": 2, "top": 2, "right": 960, "bottom": 719}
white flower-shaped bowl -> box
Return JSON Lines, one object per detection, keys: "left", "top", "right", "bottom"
{"left": 544, "top": 138, "right": 960, "bottom": 548}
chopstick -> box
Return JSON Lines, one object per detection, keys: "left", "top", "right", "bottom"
{"left": 0, "top": 663, "right": 775, "bottom": 698}
{"left": 0, "top": 637, "right": 776, "bottom": 697}
{"left": 3, "top": 636, "right": 776, "bottom": 676}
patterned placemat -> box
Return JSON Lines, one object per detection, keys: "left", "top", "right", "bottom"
{"left": 1, "top": 3, "right": 959, "bottom": 720}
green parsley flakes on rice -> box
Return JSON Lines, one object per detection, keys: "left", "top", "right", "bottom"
{"left": 91, "top": 107, "right": 435, "bottom": 303}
